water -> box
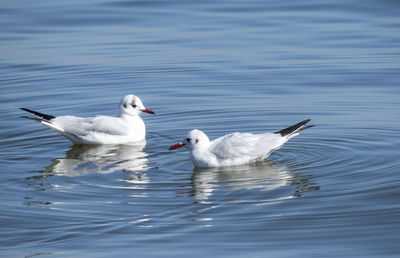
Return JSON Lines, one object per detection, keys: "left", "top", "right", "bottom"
{"left": 1, "top": 0, "right": 400, "bottom": 257}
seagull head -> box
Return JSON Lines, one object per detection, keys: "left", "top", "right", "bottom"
{"left": 169, "top": 129, "right": 211, "bottom": 151}
{"left": 119, "top": 94, "right": 154, "bottom": 117}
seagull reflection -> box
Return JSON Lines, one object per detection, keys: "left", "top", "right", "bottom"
{"left": 24, "top": 142, "right": 150, "bottom": 206}
{"left": 44, "top": 141, "right": 149, "bottom": 176}
{"left": 191, "top": 161, "right": 318, "bottom": 201}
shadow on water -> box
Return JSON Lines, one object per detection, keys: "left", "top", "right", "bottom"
{"left": 34, "top": 142, "right": 149, "bottom": 177}
{"left": 23, "top": 142, "right": 153, "bottom": 207}
{"left": 190, "top": 161, "right": 319, "bottom": 202}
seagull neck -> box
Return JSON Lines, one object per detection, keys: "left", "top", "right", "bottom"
{"left": 191, "top": 147, "right": 216, "bottom": 167}
{"left": 192, "top": 144, "right": 210, "bottom": 155}
{"left": 119, "top": 113, "right": 143, "bottom": 123}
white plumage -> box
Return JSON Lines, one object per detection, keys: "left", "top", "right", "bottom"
{"left": 169, "top": 119, "right": 312, "bottom": 167}
{"left": 21, "top": 94, "right": 154, "bottom": 144}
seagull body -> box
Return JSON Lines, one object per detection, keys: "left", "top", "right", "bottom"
{"left": 169, "top": 119, "right": 312, "bottom": 167}
{"left": 21, "top": 94, "right": 154, "bottom": 145}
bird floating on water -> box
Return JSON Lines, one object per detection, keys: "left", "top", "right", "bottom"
{"left": 21, "top": 94, "right": 154, "bottom": 144}
{"left": 169, "top": 119, "right": 313, "bottom": 167}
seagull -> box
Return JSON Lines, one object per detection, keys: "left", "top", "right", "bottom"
{"left": 21, "top": 94, "right": 155, "bottom": 144}
{"left": 169, "top": 119, "right": 313, "bottom": 167}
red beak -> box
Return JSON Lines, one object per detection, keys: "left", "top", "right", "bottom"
{"left": 141, "top": 108, "right": 155, "bottom": 114}
{"left": 169, "top": 142, "right": 185, "bottom": 150}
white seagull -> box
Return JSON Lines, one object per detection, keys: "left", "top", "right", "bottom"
{"left": 21, "top": 94, "right": 154, "bottom": 144}
{"left": 169, "top": 119, "right": 313, "bottom": 167}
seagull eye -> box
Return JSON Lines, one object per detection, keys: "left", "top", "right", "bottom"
{"left": 131, "top": 104, "right": 137, "bottom": 108}
{"left": 186, "top": 138, "right": 191, "bottom": 143}
{"left": 123, "top": 103, "right": 127, "bottom": 108}
{"left": 195, "top": 139, "right": 199, "bottom": 144}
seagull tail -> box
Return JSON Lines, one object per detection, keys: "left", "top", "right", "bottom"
{"left": 21, "top": 108, "right": 67, "bottom": 135}
{"left": 274, "top": 119, "right": 313, "bottom": 139}
{"left": 21, "top": 108, "right": 55, "bottom": 121}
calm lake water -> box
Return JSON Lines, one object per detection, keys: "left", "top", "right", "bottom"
{"left": 1, "top": 0, "right": 400, "bottom": 257}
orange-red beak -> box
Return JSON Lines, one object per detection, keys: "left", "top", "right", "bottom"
{"left": 169, "top": 142, "right": 185, "bottom": 150}
{"left": 141, "top": 108, "right": 155, "bottom": 114}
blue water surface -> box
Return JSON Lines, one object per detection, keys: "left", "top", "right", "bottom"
{"left": 1, "top": 0, "right": 400, "bottom": 257}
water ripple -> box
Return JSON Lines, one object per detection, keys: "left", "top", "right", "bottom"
{"left": 2, "top": 0, "right": 400, "bottom": 256}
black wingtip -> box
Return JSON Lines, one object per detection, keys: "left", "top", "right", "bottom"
{"left": 20, "top": 108, "right": 55, "bottom": 121}
{"left": 274, "top": 119, "right": 312, "bottom": 137}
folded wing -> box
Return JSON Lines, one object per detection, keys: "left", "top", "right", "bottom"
{"left": 210, "top": 132, "right": 284, "bottom": 162}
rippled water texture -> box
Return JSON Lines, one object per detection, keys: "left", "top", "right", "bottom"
{"left": 1, "top": 0, "right": 400, "bottom": 257}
